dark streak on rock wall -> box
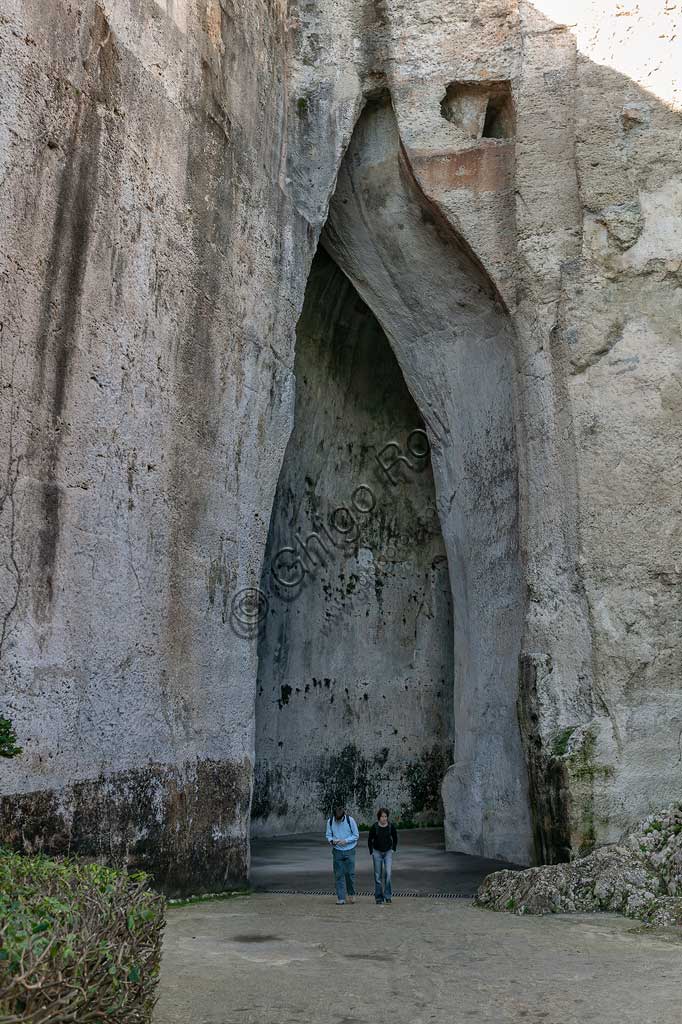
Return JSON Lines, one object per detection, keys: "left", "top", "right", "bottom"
{"left": 517, "top": 653, "right": 572, "bottom": 865}
{"left": 31, "top": 5, "right": 120, "bottom": 619}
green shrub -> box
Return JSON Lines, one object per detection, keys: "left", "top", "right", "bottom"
{"left": 0, "top": 718, "right": 22, "bottom": 759}
{"left": 0, "top": 850, "right": 165, "bottom": 1023}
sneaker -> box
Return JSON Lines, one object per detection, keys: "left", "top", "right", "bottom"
{"left": 375, "top": 900, "right": 384, "bottom": 906}
{"left": 336, "top": 899, "right": 345, "bottom": 905}
{"left": 347, "top": 896, "right": 355, "bottom": 904}
{"left": 385, "top": 899, "right": 392, "bottom": 904}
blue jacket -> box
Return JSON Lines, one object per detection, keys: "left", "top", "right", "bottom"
{"left": 325, "top": 814, "right": 359, "bottom": 851}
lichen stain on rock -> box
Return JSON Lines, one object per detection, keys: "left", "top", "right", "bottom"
{"left": 517, "top": 652, "right": 573, "bottom": 865}
{"left": 0, "top": 758, "right": 252, "bottom": 897}
{"left": 400, "top": 746, "right": 450, "bottom": 821}
{"left": 318, "top": 744, "right": 380, "bottom": 815}
{"left": 251, "top": 764, "right": 290, "bottom": 821}
{"left": 565, "top": 725, "right": 615, "bottom": 858}
{"left": 253, "top": 743, "right": 450, "bottom": 827}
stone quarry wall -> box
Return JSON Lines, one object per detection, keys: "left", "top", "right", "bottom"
{"left": 253, "top": 250, "right": 453, "bottom": 836}
{"left": 322, "top": 94, "right": 534, "bottom": 862}
{"left": 1, "top": 0, "right": 680, "bottom": 891}
{"left": 0, "top": 0, "right": 304, "bottom": 894}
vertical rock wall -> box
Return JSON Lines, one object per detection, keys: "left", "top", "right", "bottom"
{"left": 561, "top": 1, "right": 682, "bottom": 849}
{"left": 0, "top": 0, "right": 306, "bottom": 894}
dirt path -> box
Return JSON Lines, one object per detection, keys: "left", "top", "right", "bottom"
{"left": 155, "top": 894, "right": 681, "bottom": 1024}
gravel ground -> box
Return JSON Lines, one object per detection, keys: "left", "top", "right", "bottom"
{"left": 154, "top": 893, "right": 681, "bottom": 1024}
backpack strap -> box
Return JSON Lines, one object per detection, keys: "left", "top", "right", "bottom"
{"left": 329, "top": 814, "right": 356, "bottom": 838}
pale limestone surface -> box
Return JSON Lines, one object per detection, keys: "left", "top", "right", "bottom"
{"left": 0, "top": 0, "right": 301, "bottom": 891}
{"left": 253, "top": 252, "right": 455, "bottom": 836}
{"left": 154, "top": 894, "right": 682, "bottom": 1024}
{"left": 0, "top": 0, "right": 681, "bottom": 890}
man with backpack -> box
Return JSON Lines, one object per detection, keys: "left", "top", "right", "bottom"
{"left": 325, "top": 805, "right": 359, "bottom": 905}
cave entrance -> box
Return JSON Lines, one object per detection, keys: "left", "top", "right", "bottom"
{"left": 253, "top": 93, "right": 534, "bottom": 866}
{"left": 252, "top": 247, "right": 455, "bottom": 836}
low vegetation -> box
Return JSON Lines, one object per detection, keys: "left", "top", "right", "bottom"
{"left": 0, "top": 718, "right": 22, "bottom": 760}
{"left": 0, "top": 850, "right": 165, "bottom": 1023}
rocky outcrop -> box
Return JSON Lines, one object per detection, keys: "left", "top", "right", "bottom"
{"left": 475, "top": 805, "right": 682, "bottom": 928}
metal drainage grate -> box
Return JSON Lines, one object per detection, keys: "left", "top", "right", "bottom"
{"left": 259, "top": 889, "right": 473, "bottom": 899}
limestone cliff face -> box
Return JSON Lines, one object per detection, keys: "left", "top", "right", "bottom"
{"left": 0, "top": 0, "right": 680, "bottom": 891}
{"left": 0, "top": 0, "right": 301, "bottom": 893}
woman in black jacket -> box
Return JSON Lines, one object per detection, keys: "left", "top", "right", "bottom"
{"left": 368, "top": 807, "right": 398, "bottom": 905}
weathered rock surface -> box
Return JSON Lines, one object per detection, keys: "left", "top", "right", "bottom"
{"left": 475, "top": 805, "right": 682, "bottom": 928}
{"left": 253, "top": 251, "right": 454, "bottom": 835}
{"left": 1, "top": 0, "right": 681, "bottom": 892}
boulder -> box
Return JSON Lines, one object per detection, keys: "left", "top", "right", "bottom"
{"left": 475, "top": 805, "right": 682, "bottom": 928}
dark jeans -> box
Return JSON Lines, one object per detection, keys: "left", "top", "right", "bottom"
{"left": 372, "top": 849, "right": 393, "bottom": 902}
{"left": 332, "top": 847, "right": 356, "bottom": 902}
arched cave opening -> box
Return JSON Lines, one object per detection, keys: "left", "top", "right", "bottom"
{"left": 252, "top": 247, "right": 455, "bottom": 836}
{"left": 252, "top": 94, "right": 533, "bottom": 866}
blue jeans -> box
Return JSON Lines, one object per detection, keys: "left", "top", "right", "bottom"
{"left": 372, "top": 849, "right": 393, "bottom": 902}
{"left": 332, "top": 847, "right": 356, "bottom": 902}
